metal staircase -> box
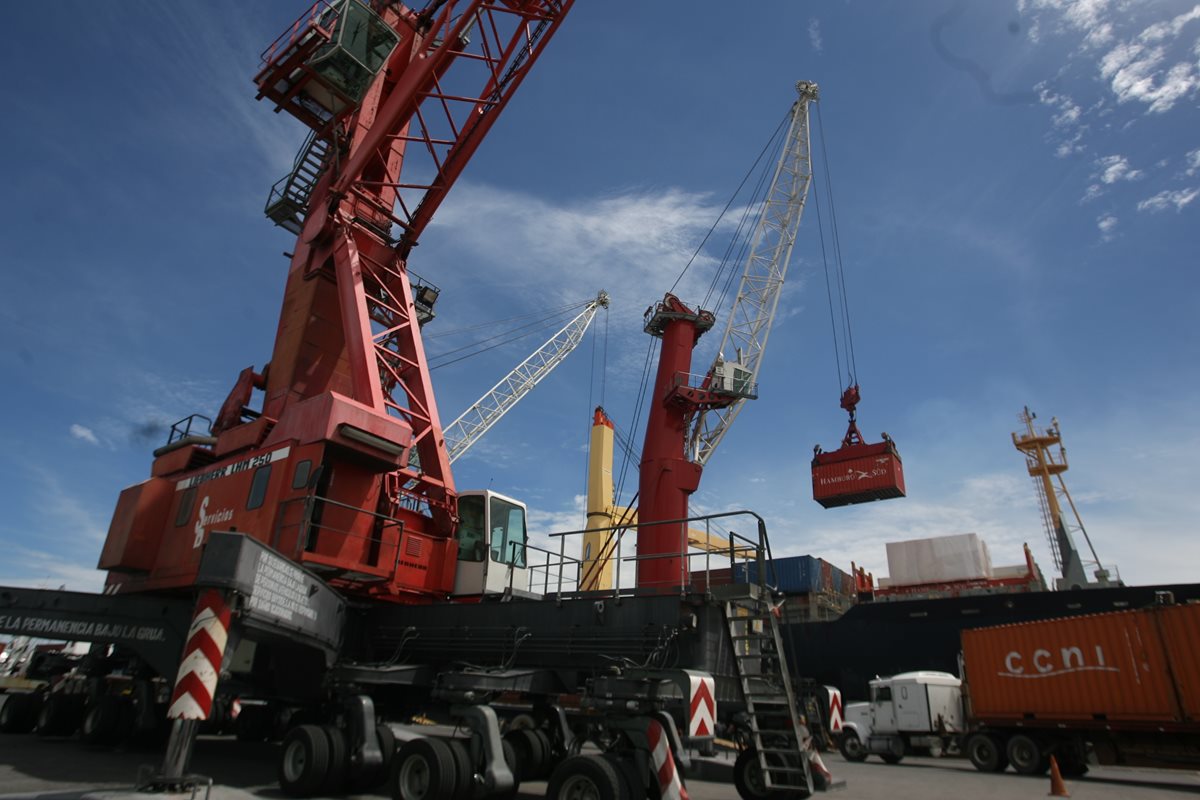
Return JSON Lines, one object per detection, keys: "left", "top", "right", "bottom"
{"left": 725, "top": 592, "right": 813, "bottom": 796}
{"left": 265, "top": 132, "right": 333, "bottom": 234}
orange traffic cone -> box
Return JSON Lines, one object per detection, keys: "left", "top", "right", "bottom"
{"left": 1048, "top": 755, "right": 1070, "bottom": 797}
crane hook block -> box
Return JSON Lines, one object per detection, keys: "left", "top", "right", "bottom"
{"left": 811, "top": 387, "right": 905, "bottom": 508}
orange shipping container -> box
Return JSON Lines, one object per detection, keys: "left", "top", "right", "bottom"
{"left": 962, "top": 604, "right": 1200, "bottom": 727}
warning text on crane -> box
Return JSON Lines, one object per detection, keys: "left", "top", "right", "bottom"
{"left": 247, "top": 550, "right": 319, "bottom": 625}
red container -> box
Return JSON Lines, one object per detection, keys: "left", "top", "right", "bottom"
{"left": 962, "top": 604, "right": 1200, "bottom": 728}
{"left": 811, "top": 442, "right": 905, "bottom": 508}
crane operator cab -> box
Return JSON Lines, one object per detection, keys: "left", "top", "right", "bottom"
{"left": 452, "top": 490, "right": 533, "bottom": 598}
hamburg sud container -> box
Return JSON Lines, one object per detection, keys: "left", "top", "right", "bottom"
{"left": 961, "top": 604, "right": 1200, "bottom": 726}
{"left": 811, "top": 440, "right": 905, "bottom": 508}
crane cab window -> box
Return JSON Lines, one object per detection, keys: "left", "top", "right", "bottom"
{"left": 175, "top": 488, "right": 197, "bottom": 527}
{"left": 489, "top": 496, "right": 526, "bottom": 568}
{"left": 456, "top": 495, "right": 486, "bottom": 562}
{"left": 247, "top": 465, "right": 272, "bottom": 510}
{"left": 873, "top": 686, "right": 892, "bottom": 703}
{"left": 292, "top": 459, "right": 312, "bottom": 490}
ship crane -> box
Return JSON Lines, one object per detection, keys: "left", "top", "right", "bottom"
{"left": 1013, "top": 407, "right": 1118, "bottom": 590}
{"left": 579, "top": 82, "right": 820, "bottom": 591}
{"left": 444, "top": 292, "right": 609, "bottom": 463}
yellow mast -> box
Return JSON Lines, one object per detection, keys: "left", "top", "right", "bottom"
{"left": 1012, "top": 407, "right": 1114, "bottom": 589}
{"left": 580, "top": 407, "right": 752, "bottom": 591}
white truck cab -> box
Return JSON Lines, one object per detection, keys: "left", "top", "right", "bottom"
{"left": 839, "top": 671, "right": 964, "bottom": 764}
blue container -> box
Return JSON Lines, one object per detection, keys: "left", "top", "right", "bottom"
{"left": 735, "top": 555, "right": 823, "bottom": 593}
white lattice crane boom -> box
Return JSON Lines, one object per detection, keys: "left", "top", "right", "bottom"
{"left": 689, "top": 81, "right": 820, "bottom": 466}
{"left": 445, "top": 291, "right": 609, "bottom": 463}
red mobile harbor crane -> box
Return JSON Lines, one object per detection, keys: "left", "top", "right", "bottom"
{"left": 0, "top": 3, "right": 826, "bottom": 800}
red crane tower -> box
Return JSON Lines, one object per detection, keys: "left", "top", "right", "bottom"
{"left": 100, "top": 0, "right": 573, "bottom": 603}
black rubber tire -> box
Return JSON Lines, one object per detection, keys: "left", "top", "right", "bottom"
{"left": 81, "top": 696, "right": 126, "bottom": 744}
{"left": 36, "top": 694, "right": 82, "bottom": 737}
{"left": 1007, "top": 733, "right": 1048, "bottom": 776}
{"left": 601, "top": 752, "right": 640, "bottom": 800}
{"left": 0, "top": 694, "right": 39, "bottom": 734}
{"left": 533, "top": 728, "right": 555, "bottom": 778}
{"left": 445, "top": 739, "right": 474, "bottom": 800}
{"left": 378, "top": 723, "right": 398, "bottom": 764}
{"left": 733, "top": 748, "right": 770, "bottom": 800}
{"left": 880, "top": 735, "right": 906, "bottom": 765}
{"left": 279, "top": 724, "right": 332, "bottom": 798}
{"left": 1057, "top": 754, "right": 1089, "bottom": 777}
{"left": 546, "top": 755, "right": 623, "bottom": 800}
{"left": 504, "top": 727, "right": 546, "bottom": 782}
{"left": 392, "top": 737, "right": 459, "bottom": 800}
{"left": 838, "top": 732, "right": 868, "bottom": 763}
{"left": 966, "top": 733, "right": 1008, "bottom": 773}
{"left": 322, "top": 724, "right": 349, "bottom": 795}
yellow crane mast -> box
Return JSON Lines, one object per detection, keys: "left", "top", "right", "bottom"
{"left": 1012, "top": 407, "right": 1117, "bottom": 590}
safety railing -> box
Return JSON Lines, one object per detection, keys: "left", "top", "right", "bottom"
{"left": 531, "top": 510, "right": 780, "bottom": 601}
{"left": 671, "top": 370, "right": 758, "bottom": 401}
{"left": 272, "top": 494, "right": 406, "bottom": 578}
{"left": 260, "top": 0, "right": 339, "bottom": 66}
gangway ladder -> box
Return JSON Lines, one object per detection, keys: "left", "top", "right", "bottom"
{"left": 265, "top": 131, "right": 333, "bottom": 234}
{"left": 725, "top": 592, "right": 813, "bottom": 795}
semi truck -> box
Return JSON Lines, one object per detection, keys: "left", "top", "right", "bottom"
{"left": 836, "top": 598, "right": 1200, "bottom": 775}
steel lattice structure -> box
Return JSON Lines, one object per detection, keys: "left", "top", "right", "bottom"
{"left": 688, "top": 81, "right": 820, "bottom": 466}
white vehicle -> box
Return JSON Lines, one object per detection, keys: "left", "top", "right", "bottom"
{"left": 838, "top": 671, "right": 964, "bottom": 763}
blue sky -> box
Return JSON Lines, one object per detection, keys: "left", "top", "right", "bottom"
{"left": 1, "top": 1, "right": 1197, "bottom": 593}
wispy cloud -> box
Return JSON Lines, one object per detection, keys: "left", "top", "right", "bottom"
{"left": 1137, "top": 187, "right": 1199, "bottom": 213}
{"left": 1185, "top": 147, "right": 1200, "bottom": 176}
{"left": 1097, "top": 213, "right": 1118, "bottom": 240}
{"left": 69, "top": 424, "right": 99, "bottom": 446}
{"left": 1095, "top": 154, "right": 1143, "bottom": 184}
{"left": 808, "top": 18, "right": 823, "bottom": 54}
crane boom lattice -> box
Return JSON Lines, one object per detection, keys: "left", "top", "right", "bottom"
{"left": 689, "top": 81, "right": 820, "bottom": 466}
{"left": 445, "top": 292, "right": 609, "bottom": 463}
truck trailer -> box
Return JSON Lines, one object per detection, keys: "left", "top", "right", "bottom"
{"left": 836, "top": 598, "right": 1200, "bottom": 775}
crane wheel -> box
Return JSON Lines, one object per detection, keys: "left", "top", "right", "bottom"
{"left": 322, "top": 724, "right": 349, "bottom": 794}
{"left": 279, "top": 724, "right": 331, "bottom": 797}
{"left": 392, "top": 737, "right": 459, "bottom": 800}
{"left": 36, "top": 694, "right": 83, "bottom": 737}
{"left": 546, "top": 755, "right": 623, "bottom": 800}
{"left": 445, "top": 739, "right": 474, "bottom": 800}
{"left": 504, "top": 728, "right": 546, "bottom": 782}
{"left": 0, "top": 693, "right": 40, "bottom": 734}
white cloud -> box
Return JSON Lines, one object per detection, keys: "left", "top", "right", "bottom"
{"left": 808, "top": 18, "right": 823, "bottom": 54}
{"left": 1139, "top": 5, "right": 1200, "bottom": 44}
{"left": 1186, "top": 148, "right": 1200, "bottom": 176}
{"left": 1080, "top": 183, "right": 1103, "bottom": 203}
{"left": 1136, "top": 187, "right": 1199, "bottom": 212}
{"left": 69, "top": 424, "right": 100, "bottom": 446}
{"left": 1180, "top": 149, "right": 1200, "bottom": 177}
{"left": 1095, "top": 154, "right": 1143, "bottom": 184}
{"left": 1097, "top": 213, "right": 1118, "bottom": 239}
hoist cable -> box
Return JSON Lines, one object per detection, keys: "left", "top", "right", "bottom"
{"left": 424, "top": 299, "right": 586, "bottom": 340}
{"left": 812, "top": 179, "right": 845, "bottom": 393}
{"left": 817, "top": 104, "right": 858, "bottom": 383}
{"left": 427, "top": 302, "right": 586, "bottom": 368}
{"left": 428, "top": 309, "right": 581, "bottom": 370}
{"left": 671, "top": 109, "right": 792, "bottom": 298}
